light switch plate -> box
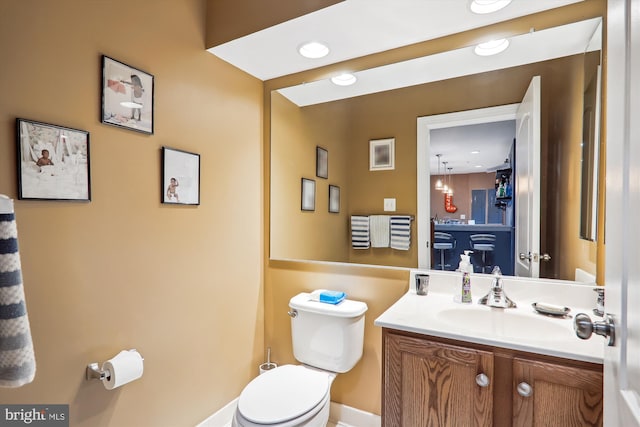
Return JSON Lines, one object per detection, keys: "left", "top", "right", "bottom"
{"left": 384, "top": 198, "right": 396, "bottom": 212}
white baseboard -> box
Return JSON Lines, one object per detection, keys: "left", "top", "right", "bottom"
{"left": 328, "top": 402, "right": 381, "bottom": 427}
{"left": 196, "top": 398, "right": 237, "bottom": 427}
{"left": 195, "top": 399, "right": 381, "bottom": 427}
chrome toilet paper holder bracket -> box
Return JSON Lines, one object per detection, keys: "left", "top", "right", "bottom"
{"left": 86, "top": 362, "right": 110, "bottom": 381}
{"left": 85, "top": 349, "right": 144, "bottom": 381}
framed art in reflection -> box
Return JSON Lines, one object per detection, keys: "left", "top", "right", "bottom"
{"left": 316, "top": 146, "right": 328, "bottom": 179}
{"left": 329, "top": 185, "right": 340, "bottom": 213}
{"left": 301, "top": 178, "right": 316, "bottom": 211}
{"left": 369, "top": 138, "right": 395, "bottom": 171}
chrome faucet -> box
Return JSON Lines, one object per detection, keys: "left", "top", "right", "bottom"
{"left": 478, "top": 267, "right": 517, "bottom": 308}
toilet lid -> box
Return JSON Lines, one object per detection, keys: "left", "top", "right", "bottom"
{"left": 238, "top": 365, "right": 330, "bottom": 424}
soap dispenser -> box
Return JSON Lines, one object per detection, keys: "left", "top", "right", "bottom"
{"left": 458, "top": 250, "right": 473, "bottom": 304}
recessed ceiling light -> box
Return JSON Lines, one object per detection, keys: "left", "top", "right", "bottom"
{"left": 475, "top": 165, "right": 483, "bottom": 168}
{"left": 298, "top": 41, "right": 329, "bottom": 59}
{"left": 469, "top": 0, "right": 512, "bottom": 14}
{"left": 331, "top": 73, "right": 357, "bottom": 86}
{"left": 474, "top": 38, "right": 510, "bottom": 56}
{"left": 471, "top": 150, "right": 480, "bottom": 154}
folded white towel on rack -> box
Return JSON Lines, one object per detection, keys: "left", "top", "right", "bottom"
{"left": 390, "top": 216, "right": 412, "bottom": 250}
{"left": 0, "top": 199, "right": 36, "bottom": 388}
{"left": 350, "top": 215, "right": 370, "bottom": 249}
{"left": 369, "top": 215, "right": 390, "bottom": 248}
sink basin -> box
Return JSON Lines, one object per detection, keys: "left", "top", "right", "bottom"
{"left": 436, "top": 306, "right": 572, "bottom": 341}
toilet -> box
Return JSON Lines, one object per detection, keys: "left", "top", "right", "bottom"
{"left": 232, "top": 292, "right": 368, "bottom": 427}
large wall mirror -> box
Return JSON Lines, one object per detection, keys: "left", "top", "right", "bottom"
{"left": 269, "top": 6, "right": 604, "bottom": 283}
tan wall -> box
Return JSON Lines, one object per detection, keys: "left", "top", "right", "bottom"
{"left": 270, "top": 92, "right": 350, "bottom": 262}
{"left": 0, "top": 1, "right": 263, "bottom": 426}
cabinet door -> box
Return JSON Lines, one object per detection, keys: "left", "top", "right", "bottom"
{"left": 383, "top": 332, "right": 493, "bottom": 427}
{"left": 512, "top": 358, "right": 603, "bottom": 427}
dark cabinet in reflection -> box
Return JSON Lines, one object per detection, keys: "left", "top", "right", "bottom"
{"left": 433, "top": 224, "right": 514, "bottom": 275}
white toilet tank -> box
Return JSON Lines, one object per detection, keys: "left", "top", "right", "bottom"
{"left": 288, "top": 292, "right": 368, "bottom": 373}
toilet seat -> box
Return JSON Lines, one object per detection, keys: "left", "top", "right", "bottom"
{"left": 237, "top": 365, "right": 331, "bottom": 425}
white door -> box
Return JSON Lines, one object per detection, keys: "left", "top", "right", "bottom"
{"left": 602, "top": 0, "right": 640, "bottom": 425}
{"left": 514, "top": 76, "right": 541, "bottom": 278}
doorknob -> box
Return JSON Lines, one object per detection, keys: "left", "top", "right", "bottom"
{"left": 519, "top": 252, "right": 531, "bottom": 261}
{"left": 540, "top": 253, "right": 551, "bottom": 261}
{"left": 574, "top": 313, "right": 615, "bottom": 346}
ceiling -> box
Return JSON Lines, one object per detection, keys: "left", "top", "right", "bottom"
{"left": 208, "top": 0, "right": 585, "bottom": 81}
{"left": 430, "top": 120, "right": 515, "bottom": 175}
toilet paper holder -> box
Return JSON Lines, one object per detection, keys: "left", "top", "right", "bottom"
{"left": 86, "top": 349, "right": 144, "bottom": 381}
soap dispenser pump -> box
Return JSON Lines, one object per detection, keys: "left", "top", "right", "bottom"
{"left": 458, "top": 250, "right": 473, "bottom": 304}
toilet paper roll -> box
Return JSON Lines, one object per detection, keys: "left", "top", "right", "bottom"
{"left": 102, "top": 350, "right": 144, "bottom": 390}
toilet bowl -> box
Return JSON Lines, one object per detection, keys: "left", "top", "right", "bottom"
{"left": 232, "top": 365, "right": 335, "bottom": 427}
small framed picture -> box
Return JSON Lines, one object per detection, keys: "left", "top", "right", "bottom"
{"left": 316, "top": 146, "right": 328, "bottom": 179}
{"left": 329, "top": 185, "right": 340, "bottom": 213}
{"left": 301, "top": 178, "right": 316, "bottom": 211}
{"left": 369, "top": 138, "right": 395, "bottom": 171}
{"left": 16, "top": 118, "right": 91, "bottom": 201}
{"left": 162, "top": 147, "right": 200, "bottom": 205}
{"left": 101, "top": 55, "right": 154, "bottom": 135}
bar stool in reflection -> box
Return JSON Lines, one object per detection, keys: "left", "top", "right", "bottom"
{"left": 434, "top": 232, "right": 456, "bottom": 270}
{"left": 469, "top": 234, "right": 496, "bottom": 273}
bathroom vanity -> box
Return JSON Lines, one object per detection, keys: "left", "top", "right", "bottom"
{"left": 375, "top": 271, "right": 604, "bottom": 427}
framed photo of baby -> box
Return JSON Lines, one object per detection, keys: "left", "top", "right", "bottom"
{"left": 101, "top": 55, "right": 154, "bottom": 135}
{"left": 16, "top": 118, "right": 91, "bottom": 201}
{"left": 162, "top": 147, "right": 200, "bottom": 205}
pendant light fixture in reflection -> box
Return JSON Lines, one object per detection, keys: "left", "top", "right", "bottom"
{"left": 442, "top": 161, "right": 449, "bottom": 193}
{"left": 446, "top": 167, "right": 454, "bottom": 195}
{"left": 434, "top": 154, "right": 444, "bottom": 190}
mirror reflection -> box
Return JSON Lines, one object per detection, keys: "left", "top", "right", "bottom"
{"left": 270, "top": 17, "right": 603, "bottom": 282}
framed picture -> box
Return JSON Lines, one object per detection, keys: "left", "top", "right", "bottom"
{"left": 329, "top": 185, "right": 340, "bottom": 213}
{"left": 101, "top": 55, "right": 154, "bottom": 135}
{"left": 301, "top": 178, "right": 316, "bottom": 211}
{"left": 162, "top": 147, "right": 200, "bottom": 205}
{"left": 16, "top": 118, "right": 91, "bottom": 201}
{"left": 369, "top": 138, "right": 395, "bottom": 171}
{"left": 316, "top": 146, "right": 328, "bottom": 179}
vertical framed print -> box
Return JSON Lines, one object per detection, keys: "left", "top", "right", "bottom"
{"left": 316, "top": 146, "right": 328, "bottom": 179}
{"left": 301, "top": 178, "right": 316, "bottom": 211}
{"left": 162, "top": 147, "right": 200, "bottom": 205}
{"left": 16, "top": 118, "right": 91, "bottom": 201}
{"left": 329, "top": 185, "right": 340, "bottom": 213}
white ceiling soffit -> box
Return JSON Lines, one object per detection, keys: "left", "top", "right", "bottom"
{"left": 279, "top": 17, "right": 601, "bottom": 107}
{"left": 208, "top": 0, "right": 584, "bottom": 81}
{"left": 430, "top": 120, "right": 515, "bottom": 175}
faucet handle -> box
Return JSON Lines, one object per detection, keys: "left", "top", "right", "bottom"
{"left": 491, "top": 266, "right": 502, "bottom": 276}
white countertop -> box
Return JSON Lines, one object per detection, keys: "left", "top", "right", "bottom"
{"left": 374, "top": 270, "right": 604, "bottom": 364}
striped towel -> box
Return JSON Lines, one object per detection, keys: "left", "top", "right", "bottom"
{"left": 0, "top": 210, "right": 36, "bottom": 387}
{"left": 390, "top": 216, "right": 412, "bottom": 250}
{"left": 369, "top": 215, "right": 390, "bottom": 248}
{"left": 350, "top": 215, "right": 370, "bottom": 249}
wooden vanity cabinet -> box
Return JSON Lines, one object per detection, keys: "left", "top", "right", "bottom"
{"left": 382, "top": 328, "right": 603, "bottom": 427}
